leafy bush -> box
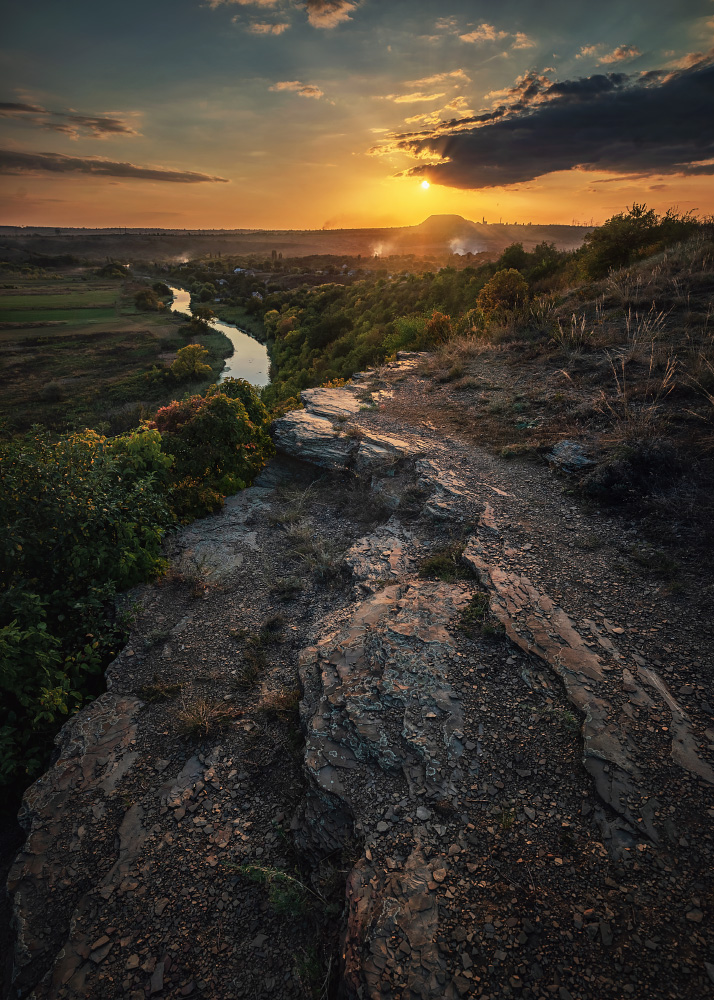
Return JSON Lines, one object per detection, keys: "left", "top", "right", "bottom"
{"left": 170, "top": 343, "right": 213, "bottom": 380}
{"left": 578, "top": 204, "right": 699, "bottom": 279}
{"left": 135, "top": 287, "right": 161, "bottom": 311}
{"left": 477, "top": 268, "right": 529, "bottom": 313}
{"left": 154, "top": 378, "right": 274, "bottom": 519}
{"left": 581, "top": 439, "right": 688, "bottom": 505}
{"left": 0, "top": 427, "right": 173, "bottom": 786}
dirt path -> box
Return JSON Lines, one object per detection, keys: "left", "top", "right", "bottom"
{"left": 5, "top": 356, "right": 714, "bottom": 1000}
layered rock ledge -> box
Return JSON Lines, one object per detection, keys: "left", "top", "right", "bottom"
{"left": 6, "top": 357, "right": 714, "bottom": 1000}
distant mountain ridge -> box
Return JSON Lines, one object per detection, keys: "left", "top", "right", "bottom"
{"left": 0, "top": 216, "right": 593, "bottom": 262}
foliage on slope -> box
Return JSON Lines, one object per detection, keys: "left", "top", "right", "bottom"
{"left": 0, "top": 379, "right": 273, "bottom": 789}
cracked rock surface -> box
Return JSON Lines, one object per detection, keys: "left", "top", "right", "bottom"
{"left": 5, "top": 356, "right": 714, "bottom": 1000}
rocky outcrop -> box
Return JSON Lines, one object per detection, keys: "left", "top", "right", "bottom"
{"left": 272, "top": 357, "right": 423, "bottom": 475}
{"left": 7, "top": 358, "right": 714, "bottom": 1000}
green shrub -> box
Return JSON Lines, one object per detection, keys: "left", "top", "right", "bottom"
{"left": 170, "top": 343, "right": 212, "bottom": 380}
{"left": 578, "top": 204, "right": 699, "bottom": 279}
{"left": 477, "top": 269, "right": 529, "bottom": 313}
{"left": 0, "top": 426, "right": 173, "bottom": 786}
{"left": 154, "top": 380, "right": 274, "bottom": 519}
{"left": 134, "top": 287, "right": 161, "bottom": 311}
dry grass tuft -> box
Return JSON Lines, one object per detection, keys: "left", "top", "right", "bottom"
{"left": 176, "top": 696, "right": 239, "bottom": 737}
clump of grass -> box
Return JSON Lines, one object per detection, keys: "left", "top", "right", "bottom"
{"left": 142, "top": 628, "right": 172, "bottom": 650}
{"left": 176, "top": 696, "right": 237, "bottom": 737}
{"left": 544, "top": 707, "right": 580, "bottom": 733}
{"left": 258, "top": 687, "right": 301, "bottom": 722}
{"left": 499, "top": 808, "right": 516, "bottom": 831}
{"left": 287, "top": 524, "right": 342, "bottom": 584}
{"left": 573, "top": 533, "right": 602, "bottom": 551}
{"left": 138, "top": 675, "right": 183, "bottom": 703}
{"left": 437, "top": 362, "right": 465, "bottom": 383}
{"left": 458, "top": 591, "right": 505, "bottom": 637}
{"left": 163, "top": 558, "right": 211, "bottom": 598}
{"left": 627, "top": 543, "right": 680, "bottom": 579}
{"left": 419, "top": 544, "right": 477, "bottom": 583}
{"left": 231, "top": 864, "right": 317, "bottom": 918}
{"left": 500, "top": 442, "right": 539, "bottom": 461}
{"left": 295, "top": 946, "right": 333, "bottom": 1000}
{"left": 271, "top": 575, "right": 305, "bottom": 599}
{"left": 259, "top": 613, "right": 286, "bottom": 643}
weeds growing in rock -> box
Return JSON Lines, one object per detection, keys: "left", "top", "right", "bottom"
{"left": 418, "top": 544, "right": 477, "bottom": 583}
{"left": 458, "top": 591, "right": 505, "bottom": 636}
{"left": 231, "top": 864, "right": 317, "bottom": 918}
{"left": 271, "top": 575, "right": 305, "bottom": 599}
{"left": 176, "top": 696, "right": 237, "bottom": 737}
{"left": 138, "top": 676, "right": 183, "bottom": 703}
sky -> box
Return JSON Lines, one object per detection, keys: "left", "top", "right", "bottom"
{"left": 1, "top": 0, "right": 713, "bottom": 229}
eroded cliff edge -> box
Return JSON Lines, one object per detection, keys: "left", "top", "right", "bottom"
{"left": 5, "top": 355, "right": 714, "bottom": 1000}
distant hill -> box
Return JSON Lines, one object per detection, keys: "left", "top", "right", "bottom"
{"left": 0, "top": 216, "right": 592, "bottom": 263}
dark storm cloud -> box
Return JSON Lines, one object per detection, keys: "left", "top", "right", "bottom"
{"left": 396, "top": 54, "right": 714, "bottom": 189}
{"left": 0, "top": 102, "right": 139, "bottom": 138}
{"left": 0, "top": 150, "right": 229, "bottom": 183}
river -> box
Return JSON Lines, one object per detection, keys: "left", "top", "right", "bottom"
{"left": 166, "top": 285, "right": 270, "bottom": 387}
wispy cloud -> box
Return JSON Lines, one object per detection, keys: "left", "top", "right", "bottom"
{"left": 406, "top": 69, "right": 471, "bottom": 87}
{"left": 0, "top": 102, "right": 140, "bottom": 140}
{"left": 459, "top": 23, "right": 536, "bottom": 52}
{"left": 303, "top": 1, "right": 358, "bottom": 28}
{"left": 381, "top": 91, "right": 446, "bottom": 104}
{"left": 576, "top": 44, "right": 601, "bottom": 59}
{"left": 459, "top": 24, "right": 508, "bottom": 44}
{"left": 512, "top": 32, "right": 535, "bottom": 50}
{"left": 576, "top": 43, "right": 642, "bottom": 64}
{"left": 247, "top": 21, "right": 289, "bottom": 33}
{"left": 0, "top": 149, "right": 229, "bottom": 182}
{"left": 206, "top": 1, "right": 281, "bottom": 7}
{"left": 599, "top": 44, "right": 641, "bottom": 64}
{"left": 443, "top": 95, "right": 475, "bottom": 115}
{"left": 269, "top": 79, "right": 324, "bottom": 98}
{"left": 208, "top": 0, "right": 358, "bottom": 29}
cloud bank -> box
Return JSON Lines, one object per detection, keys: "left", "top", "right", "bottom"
{"left": 0, "top": 150, "right": 229, "bottom": 183}
{"left": 0, "top": 103, "right": 139, "bottom": 139}
{"left": 387, "top": 54, "right": 714, "bottom": 189}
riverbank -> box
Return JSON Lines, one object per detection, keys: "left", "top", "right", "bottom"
{"left": 166, "top": 285, "right": 270, "bottom": 387}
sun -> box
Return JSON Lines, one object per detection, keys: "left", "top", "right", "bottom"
{"left": 421, "top": 180, "right": 430, "bottom": 190}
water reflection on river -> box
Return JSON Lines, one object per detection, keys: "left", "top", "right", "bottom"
{"left": 167, "top": 285, "right": 270, "bottom": 387}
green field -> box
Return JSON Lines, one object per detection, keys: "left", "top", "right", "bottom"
{"left": 0, "top": 307, "right": 118, "bottom": 324}
{"left": 0, "top": 286, "right": 120, "bottom": 324}
{"left": 0, "top": 271, "right": 232, "bottom": 434}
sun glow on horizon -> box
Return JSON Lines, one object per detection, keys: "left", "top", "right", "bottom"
{"left": 421, "top": 180, "right": 431, "bottom": 190}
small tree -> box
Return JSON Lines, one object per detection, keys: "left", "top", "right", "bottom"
{"left": 135, "top": 288, "right": 161, "bottom": 311}
{"left": 171, "top": 344, "right": 212, "bottom": 381}
{"left": 189, "top": 307, "right": 215, "bottom": 332}
{"left": 477, "top": 268, "right": 528, "bottom": 313}
{"left": 423, "top": 310, "right": 453, "bottom": 345}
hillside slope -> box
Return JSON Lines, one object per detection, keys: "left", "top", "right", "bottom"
{"left": 5, "top": 357, "right": 713, "bottom": 1000}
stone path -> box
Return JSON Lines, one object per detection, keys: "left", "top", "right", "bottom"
{"left": 6, "top": 355, "right": 714, "bottom": 1000}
